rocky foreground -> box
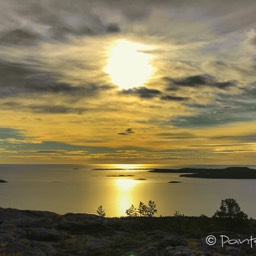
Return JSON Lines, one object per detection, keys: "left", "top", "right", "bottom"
{"left": 0, "top": 208, "right": 255, "bottom": 256}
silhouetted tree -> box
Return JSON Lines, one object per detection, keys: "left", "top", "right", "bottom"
{"left": 125, "top": 200, "right": 157, "bottom": 217}
{"left": 125, "top": 204, "right": 138, "bottom": 217}
{"left": 97, "top": 205, "right": 106, "bottom": 217}
{"left": 138, "top": 201, "right": 149, "bottom": 217}
{"left": 213, "top": 198, "right": 248, "bottom": 220}
{"left": 147, "top": 200, "right": 157, "bottom": 217}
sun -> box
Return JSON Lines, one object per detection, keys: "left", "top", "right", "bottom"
{"left": 104, "top": 39, "right": 154, "bottom": 90}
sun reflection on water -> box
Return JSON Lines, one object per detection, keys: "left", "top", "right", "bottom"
{"left": 115, "top": 178, "right": 139, "bottom": 216}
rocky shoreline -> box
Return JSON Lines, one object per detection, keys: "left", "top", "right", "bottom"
{"left": 0, "top": 208, "right": 255, "bottom": 256}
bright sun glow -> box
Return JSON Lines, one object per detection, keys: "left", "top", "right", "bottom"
{"left": 112, "top": 164, "right": 144, "bottom": 170}
{"left": 104, "top": 39, "right": 154, "bottom": 90}
{"left": 116, "top": 179, "right": 138, "bottom": 191}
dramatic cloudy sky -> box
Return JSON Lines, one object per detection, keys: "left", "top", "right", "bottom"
{"left": 0, "top": 0, "right": 255, "bottom": 165}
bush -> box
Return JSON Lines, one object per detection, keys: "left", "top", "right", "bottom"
{"left": 174, "top": 211, "right": 184, "bottom": 217}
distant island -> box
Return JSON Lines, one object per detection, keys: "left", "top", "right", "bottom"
{"left": 150, "top": 167, "right": 256, "bottom": 179}
{"left": 168, "top": 180, "right": 181, "bottom": 183}
{"left": 0, "top": 179, "right": 7, "bottom": 183}
{"left": 106, "top": 174, "right": 134, "bottom": 177}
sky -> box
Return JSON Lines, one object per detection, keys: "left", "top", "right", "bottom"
{"left": 0, "top": 0, "right": 255, "bottom": 165}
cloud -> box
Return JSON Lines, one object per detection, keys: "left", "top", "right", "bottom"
{"left": 243, "top": 82, "right": 256, "bottom": 95}
{"left": 0, "top": 128, "right": 24, "bottom": 140}
{"left": 166, "top": 74, "right": 237, "bottom": 90}
{"left": 1, "top": 0, "right": 256, "bottom": 49}
{"left": 0, "top": 62, "right": 113, "bottom": 99}
{"left": 2, "top": 102, "right": 88, "bottom": 114}
{"left": 121, "top": 86, "right": 189, "bottom": 103}
{"left": 118, "top": 128, "right": 135, "bottom": 136}
{"left": 160, "top": 95, "right": 187, "bottom": 101}
{"left": 35, "top": 150, "right": 60, "bottom": 154}
{"left": 0, "top": 29, "right": 40, "bottom": 45}
{"left": 121, "top": 87, "right": 161, "bottom": 99}
{"left": 157, "top": 132, "right": 196, "bottom": 139}
{"left": 170, "top": 79, "right": 256, "bottom": 128}
{"left": 0, "top": 1, "right": 124, "bottom": 45}
{"left": 29, "top": 105, "right": 87, "bottom": 114}
{"left": 106, "top": 23, "right": 121, "bottom": 33}
{"left": 34, "top": 150, "right": 88, "bottom": 155}
{"left": 213, "top": 81, "right": 237, "bottom": 89}
{"left": 246, "top": 29, "right": 256, "bottom": 46}
{"left": 211, "top": 133, "right": 256, "bottom": 143}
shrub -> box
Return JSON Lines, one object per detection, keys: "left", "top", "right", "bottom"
{"left": 174, "top": 211, "right": 184, "bottom": 217}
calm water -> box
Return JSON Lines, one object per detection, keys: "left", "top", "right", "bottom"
{"left": 0, "top": 164, "right": 256, "bottom": 217}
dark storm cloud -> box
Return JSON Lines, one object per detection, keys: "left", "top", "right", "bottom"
{"left": 0, "top": 62, "right": 112, "bottom": 98}
{"left": 118, "top": 128, "right": 135, "bottom": 136}
{"left": 121, "top": 87, "right": 161, "bottom": 99}
{"left": 165, "top": 75, "right": 237, "bottom": 90}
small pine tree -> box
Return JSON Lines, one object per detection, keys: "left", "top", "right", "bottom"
{"left": 138, "top": 201, "right": 149, "bottom": 217}
{"left": 97, "top": 205, "right": 106, "bottom": 217}
{"left": 125, "top": 204, "right": 138, "bottom": 217}
{"left": 147, "top": 200, "right": 157, "bottom": 217}
{"left": 125, "top": 200, "right": 158, "bottom": 217}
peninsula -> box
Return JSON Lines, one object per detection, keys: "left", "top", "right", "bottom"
{"left": 150, "top": 167, "right": 256, "bottom": 179}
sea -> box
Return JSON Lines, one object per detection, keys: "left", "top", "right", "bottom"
{"left": 0, "top": 164, "right": 256, "bottom": 218}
